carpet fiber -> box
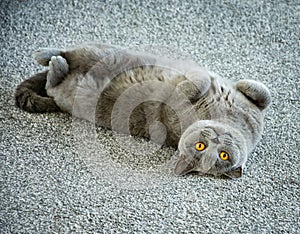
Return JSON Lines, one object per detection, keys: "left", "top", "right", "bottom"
{"left": 0, "top": 0, "right": 299, "bottom": 232}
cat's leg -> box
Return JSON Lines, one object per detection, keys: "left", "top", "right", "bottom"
{"left": 34, "top": 48, "right": 64, "bottom": 66}
{"left": 46, "top": 55, "right": 69, "bottom": 89}
{"left": 236, "top": 80, "right": 271, "bottom": 110}
{"left": 176, "top": 69, "right": 211, "bottom": 102}
{"left": 63, "top": 44, "right": 122, "bottom": 73}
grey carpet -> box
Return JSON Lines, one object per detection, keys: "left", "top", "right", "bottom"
{"left": 0, "top": 0, "right": 299, "bottom": 233}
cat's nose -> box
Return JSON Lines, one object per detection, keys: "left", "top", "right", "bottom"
{"left": 211, "top": 137, "right": 220, "bottom": 144}
{"left": 174, "top": 154, "right": 195, "bottom": 176}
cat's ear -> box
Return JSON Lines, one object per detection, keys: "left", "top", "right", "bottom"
{"left": 224, "top": 166, "right": 243, "bottom": 179}
{"left": 236, "top": 79, "right": 271, "bottom": 110}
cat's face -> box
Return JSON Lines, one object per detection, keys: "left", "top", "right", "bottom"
{"left": 175, "top": 120, "right": 248, "bottom": 178}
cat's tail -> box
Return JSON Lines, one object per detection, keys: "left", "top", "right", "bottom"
{"left": 14, "top": 71, "right": 60, "bottom": 113}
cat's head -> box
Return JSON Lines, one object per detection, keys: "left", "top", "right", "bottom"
{"left": 175, "top": 120, "right": 248, "bottom": 178}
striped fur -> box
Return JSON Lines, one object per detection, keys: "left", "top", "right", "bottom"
{"left": 14, "top": 71, "right": 60, "bottom": 113}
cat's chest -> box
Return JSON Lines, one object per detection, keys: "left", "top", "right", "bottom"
{"left": 194, "top": 84, "right": 240, "bottom": 121}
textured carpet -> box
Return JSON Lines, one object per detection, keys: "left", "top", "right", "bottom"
{"left": 0, "top": 0, "right": 299, "bottom": 233}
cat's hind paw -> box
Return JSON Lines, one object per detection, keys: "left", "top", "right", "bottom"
{"left": 34, "top": 48, "right": 63, "bottom": 66}
{"left": 46, "top": 56, "right": 69, "bottom": 88}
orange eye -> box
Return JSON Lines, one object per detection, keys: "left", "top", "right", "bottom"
{"left": 219, "top": 151, "right": 230, "bottom": 161}
{"left": 195, "top": 142, "right": 206, "bottom": 151}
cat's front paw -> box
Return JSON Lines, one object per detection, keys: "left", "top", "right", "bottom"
{"left": 176, "top": 80, "right": 199, "bottom": 101}
{"left": 34, "top": 48, "right": 63, "bottom": 66}
{"left": 176, "top": 69, "right": 211, "bottom": 101}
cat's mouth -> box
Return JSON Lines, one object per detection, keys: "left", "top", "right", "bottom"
{"left": 174, "top": 154, "right": 195, "bottom": 176}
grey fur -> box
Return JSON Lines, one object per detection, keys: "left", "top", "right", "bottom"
{"left": 34, "top": 48, "right": 64, "bottom": 66}
{"left": 15, "top": 43, "right": 271, "bottom": 178}
{"left": 46, "top": 56, "right": 69, "bottom": 88}
{"left": 14, "top": 71, "right": 60, "bottom": 113}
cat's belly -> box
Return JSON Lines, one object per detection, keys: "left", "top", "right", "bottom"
{"left": 46, "top": 65, "right": 188, "bottom": 146}
{"left": 46, "top": 71, "right": 110, "bottom": 123}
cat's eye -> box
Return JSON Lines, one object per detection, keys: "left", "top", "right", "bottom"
{"left": 219, "top": 151, "right": 230, "bottom": 161}
{"left": 195, "top": 142, "right": 206, "bottom": 151}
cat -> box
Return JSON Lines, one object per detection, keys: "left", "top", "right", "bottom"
{"left": 15, "top": 43, "right": 271, "bottom": 178}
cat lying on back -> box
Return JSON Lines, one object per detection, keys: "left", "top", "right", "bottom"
{"left": 15, "top": 43, "right": 271, "bottom": 178}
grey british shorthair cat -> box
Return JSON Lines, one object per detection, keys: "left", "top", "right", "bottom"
{"left": 15, "top": 43, "right": 271, "bottom": 178}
